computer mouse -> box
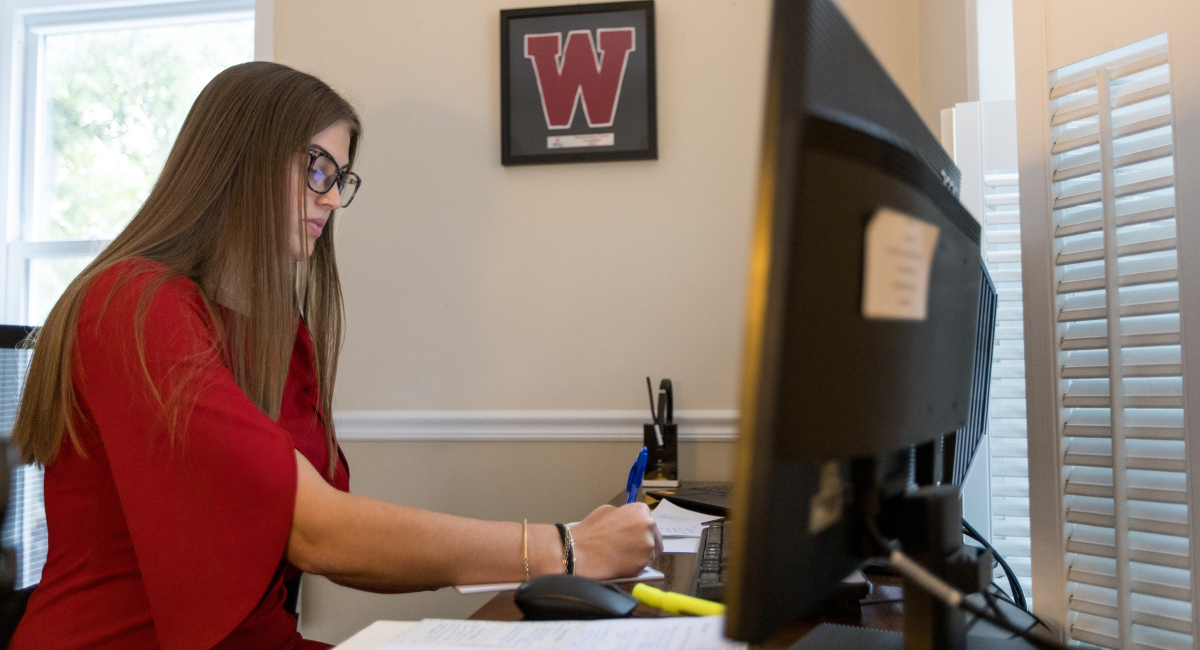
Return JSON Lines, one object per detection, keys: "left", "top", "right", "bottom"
{"left": 514, "top": 574, "right": 639, "bottom": 620}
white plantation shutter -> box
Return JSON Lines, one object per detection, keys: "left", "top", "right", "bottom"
{"left": 947, "top": 100, "right": 1031, "bottom": 601}
{"left": 1037, "top": 35, "right": 1191, "bottom": 649}
{"left": 983, "top": 165, "right": 1034, "bottom": 600}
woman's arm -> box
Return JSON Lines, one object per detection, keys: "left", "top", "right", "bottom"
{"left": 287, "top": 452, "right": 662, "bottom": 592}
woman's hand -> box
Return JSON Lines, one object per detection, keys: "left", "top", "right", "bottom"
{"left": 568, "top": 503, "right": 662, "bottom": 580}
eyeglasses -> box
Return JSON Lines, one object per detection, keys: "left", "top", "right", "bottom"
{"left": 307, "top": 148, "right": 362, "bottom": 208}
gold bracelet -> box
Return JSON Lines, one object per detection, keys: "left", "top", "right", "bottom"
{"left": 522, "top": 519, "right": 531, "bottom": 581}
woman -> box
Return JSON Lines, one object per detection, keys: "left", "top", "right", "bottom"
{"left": 9, "top": 62, "right": 660, "bottom": 650}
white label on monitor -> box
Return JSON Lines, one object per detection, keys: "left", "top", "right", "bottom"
{"left": 861, "top": 207, "right": 940, "bottom": 321}
{"left": 547, "top": 133, "right": 615, "bottom": 149}
{"left": 808, "top": 461, "right": 843, "bottom": 534}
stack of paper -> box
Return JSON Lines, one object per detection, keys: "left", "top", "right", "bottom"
{"left": 650, "top": 499, "right": 718, "bottom": 554}
{"left": 346, "top": 617, "right": 747, "bottom": 650}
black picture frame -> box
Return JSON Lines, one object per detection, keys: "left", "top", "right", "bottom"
{"left": 500, "top": 1, "right": 657, "bottom": 165}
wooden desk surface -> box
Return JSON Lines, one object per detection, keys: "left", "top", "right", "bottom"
{"left": 467, "top": 487, "right": 904, "bottom": 648}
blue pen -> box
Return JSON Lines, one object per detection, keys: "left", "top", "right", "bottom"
{"left": 626, "top": 447, "right": 648, "bottom": 504}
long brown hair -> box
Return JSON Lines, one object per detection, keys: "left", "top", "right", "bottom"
{"left": 13, "top": 62, "right": 360, "bottom": 478}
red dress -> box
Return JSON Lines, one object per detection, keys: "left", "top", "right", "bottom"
{"left": 11, "top": 259, "right": 348, "bottom": 650}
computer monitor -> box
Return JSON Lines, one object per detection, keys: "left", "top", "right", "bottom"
{"left": 723, "top": 0, "right": 1014, "bottom": 646}
{"left": 944, "top": 269, "right": 997, "bottom": 487}
{"left": 914, "top": 268, "right": 997, "bottom": 489}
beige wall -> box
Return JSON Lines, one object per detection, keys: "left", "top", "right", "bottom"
{"left": 838, "top": 0, "right": 973, "bottom": 135}
{"left": 280, "top": 0, "right": 768, "bottom": 412}
{"left": 918, "top": 0, "right": 972, "bottom": 131}
{"left": 273, "top": 0, "right": 970, "bottom": 644}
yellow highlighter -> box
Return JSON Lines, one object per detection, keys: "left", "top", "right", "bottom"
{"left": 631, "top": 583, "right": 726, "bottom": 616}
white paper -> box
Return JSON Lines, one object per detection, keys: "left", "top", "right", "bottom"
{"left": 334, "top": 621, "right": 419, "bottom": 650}
{"left": 454, "top": 566, "right": 664, "bottom": 595}
{"left": 378, "top": 616, "right": 747, "bottom": 650}
{"left": 662, "top": 537, "right": 701, "bottom": 554}
{"left": 861, "top": 207, "right": 940, "bottom": 321}
{"left": 650, "top": 499, "right": 720, "bottom": 538}
{"left": 807, "top": 460, "right": 843, "bottom": 534}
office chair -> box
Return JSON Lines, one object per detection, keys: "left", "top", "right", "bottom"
{"left": 0, "top": 325, "right": 37, "bottom": 648}
{"left": 0, "top": 442, "right": 31, "bottom": 649}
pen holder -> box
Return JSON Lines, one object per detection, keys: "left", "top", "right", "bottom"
{"left": 642, "top": 423, "right": 678, "bottom": 485}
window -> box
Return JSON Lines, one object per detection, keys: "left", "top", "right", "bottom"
{"left": 5, "top": 0, "right": 256, "bottom": 325}
{"left": 0, "top": 0, "right": 257, "bottom": 590}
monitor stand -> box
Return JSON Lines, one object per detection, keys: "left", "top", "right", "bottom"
{"left": 792, "top": 487, "right": 1042, "bottom": 650}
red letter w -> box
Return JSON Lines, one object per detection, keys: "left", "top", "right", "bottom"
{"left": 523, "top": 28, "right": 636, "bottom": 129}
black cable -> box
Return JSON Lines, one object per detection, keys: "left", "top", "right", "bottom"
{"left": 888, "top": 548, "right": 1068, "bottom": 650}
{"left": 983, "top": 590, "right": 1036, "bottom": 643}
{"left": 987, "top": 584, "right": 1052, "bottom": 633}
{"left": 962, "top": 517, "right": 1028, "bottom": 612}
{"left": 986, "top": 582, "right": 1017, "bottom": 609}
{"left": 963, "top": 594, "right": 989, "bottom": 635}
{"left": 962, "top": 519, "right": 1024, "bottom": 610}
{"left": 960, "top": 596, "right": 1063, "bottom": 648}
{"left": 993, "top": 587, "right": 1051, "bottom": 633}
{"left": 983, "top": 590, "right": 1015, "bottom": 629}
{"left": 965, "top": 532, "right": 1052, "bottom": 633}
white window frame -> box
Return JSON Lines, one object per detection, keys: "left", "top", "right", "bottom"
{"left": 0, "top": 0, "right": 268, "bottom": 325}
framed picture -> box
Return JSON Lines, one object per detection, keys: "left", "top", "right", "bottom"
{"left": 500, "top": 1, "right": 657, "bottom": 165}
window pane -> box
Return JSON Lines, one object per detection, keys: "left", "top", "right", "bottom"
{"left": 32, "top": 19, "right": 254, "bottom": 241}
{"left": 28, "top": 256, "right": 93, "bottom": 326}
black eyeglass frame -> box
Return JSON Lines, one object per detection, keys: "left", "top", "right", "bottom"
{"left": 307, "top": 147, "right": 362, "bottom": 207}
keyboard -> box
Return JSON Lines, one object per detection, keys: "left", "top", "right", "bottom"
{"left": 687, "top": 520, "right": 872, "bottom": 609}
{"left": 689, "top": 521, "right": 729, "bottom": 602}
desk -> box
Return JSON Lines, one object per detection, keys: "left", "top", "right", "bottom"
{"left": 466, "top": 485, "right": 905, "bottom": 649}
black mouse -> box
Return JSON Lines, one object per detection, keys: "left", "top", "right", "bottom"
{"left": 514, "top": 574, "right": 639, "bottom": 620}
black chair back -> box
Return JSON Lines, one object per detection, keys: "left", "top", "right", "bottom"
{"left": 0, "top": 325, "right": 36, "bottom": 648}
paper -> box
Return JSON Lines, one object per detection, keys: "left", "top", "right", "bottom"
{"left": 650, "top": 499, "right": 718, "bottom": 538}
{"left": 455, "top": 566, "right": 664, "bottom": 594}
{"left": 861, "top": 207, "right": 940, "bottom": 321}
{"left": 547, "top": 133, "right": 615, "bottom": 148}
{"left": 807, "top": 460, "right": 844, "bottom": 534}
{"left": 378, "top": 616, "right": 747, "bottom": 650}
{"left": 334, "top": 621, "right": 419, "bottom": 650}
{"left": 662, "top": 537, "right": 701, "bottom": 554}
